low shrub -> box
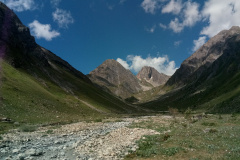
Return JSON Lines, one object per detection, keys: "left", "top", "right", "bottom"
{"left": 209, "top": 128, "right": 218, "bottom": 133}
{"left": 94, "top": 119, "right": 102, "bottom": 122}
{"left": 184, "top": 108, "right": 192, "bottom": 120}
{"left": 135, "top": 135, "right": 160, "bottom": 157}
{"left": 163, "top": 133, "right": 171, "bottom": 141}
{"left": 46, "top": 130, "right": 53, "bottom": 134}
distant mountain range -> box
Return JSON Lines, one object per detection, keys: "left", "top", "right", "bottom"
{"left": 88, "top": 60, "right": 169, "bottom": 99}
{"left": 1, "top": 0, "right": 240, "bottom": 126}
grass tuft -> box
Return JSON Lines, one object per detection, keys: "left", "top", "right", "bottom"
{"left": 201, "top": 122, "right": 216, "bottom": 126}
{"left": 19, "top": 125, "right": 37, "bottom": 132}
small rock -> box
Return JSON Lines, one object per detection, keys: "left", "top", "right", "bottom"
{"left": 25, "top": 148, "right": 43, "bottom": 156}
{"left": 25, "top": 149, "right": 36, "bottom": 156}
{"left": 203, "top": 128, "right": 211, "bottom": 133}
{"left": 5, "top": 156, "right": 12, "bottom": 160}
{"left": 0, "top": 144, "right": 7, "bottom": 148}
{"left": 1, "top": 149, "right": 7, "bottom": 153}
{"left": 51, "top": 154, "right": 57, "bottom": 158}
{"left": 60, "top": 152, "right": 65, "bottom": 156}
{"left": 14, "top": 122, "right": 20, "bottom": 126}
{"left": 131, "top": 147, "right": 137, "bottom": 152}
{"left": 17, "top": 153, "right": 25, "bottom": 160}
{"left": 1, "top": 118, "right": 11, "bottom": 122}
{"left": 12, "top": 148, "right": 19, "bottom": 154}
{"left": 35, "top": 149, "right": 44, "bottom": 156}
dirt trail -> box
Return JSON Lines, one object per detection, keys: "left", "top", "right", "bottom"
{"left": 79, "top": 99, "right": 107, "bottom": 113}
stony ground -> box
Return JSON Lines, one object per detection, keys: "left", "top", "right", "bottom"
{"left": 0, "top": 116, "right": 163, "bottom": 160}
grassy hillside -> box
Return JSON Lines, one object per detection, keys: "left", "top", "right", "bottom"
{"left": 0, "top": 59, "right": 140, "bottom": 131}
{"left": 140, "top": 53, "right": 240, "bottom": 113}
{"left": 140, "top": 74, "right": 240, "bottom": 113}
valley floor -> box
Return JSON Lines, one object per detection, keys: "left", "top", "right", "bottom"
{"left": 0, "top": 114, "right": 239, "bottom": 160}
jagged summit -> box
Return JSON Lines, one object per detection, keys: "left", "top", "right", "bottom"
{"left": 88, "top": 59, "right": 142, "bottom": 98}
{"left": 137, "top": 66, "right": 170, "bottom": 87}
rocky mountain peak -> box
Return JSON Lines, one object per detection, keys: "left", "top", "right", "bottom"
{"left": 167, "top": 26, "right": 240, "bottom": 86}
{"left": 137, "top": 66, "right": 170, "bottom": 87}
{"left": 88, "top": 59, "right": 142, "bottom": 98}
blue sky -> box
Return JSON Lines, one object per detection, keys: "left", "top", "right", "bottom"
{"left": 1, "top": 0, "right": 240, "bottom": 75}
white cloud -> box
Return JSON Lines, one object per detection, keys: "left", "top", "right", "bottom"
{"left": 1, "top": 0, "right": 36, "bottom": 12}
{"left": 107, "top": 4, "right": 115, "bottom": 10}
{"left": 192, "top": 36, "right": 207, "bottom": 52}
{"left": 29, "top": 20, "right": 60, "bottom": 41}
{"left": 117, "top": 55, "right": 177, "bottom": 76}
{"left": 141, "top": 0, "right": 160, "bottom": 14}
{"left": 159, "top": 23, "right": 167, "bottom": 29}
{"left": 183, "top": 1, "right": 201, "bottom": 27}
{"left": 169, "top": 18, "right": 184, "bottom": 33}
{"left": 192, "top": 0, "right": 240, "bottom": 54}
{"left": 119, "top": 0, "right": 127, "bottom": 4}
{"left": 162, "top": 1, "right": 201, "bottom": 33}
{"left": 201, "top": 0, "right": 240, "bottom": 37}
{"left": 52, "top": 8, "right": 74, "bottom": 28}
{"left": 51, "top": 0, "right": 61, "bottom": 7}
{"left": 145, "top": 25, "right": 156, "bottom": 33}
{"left": 117, "top": 58, "right": 130, "bottom": 69}
{"left": 161, "top": 0, "right": 182, "bottom": 15}
{"left": 174, "top": 40, "right": 181, "bottom": 46}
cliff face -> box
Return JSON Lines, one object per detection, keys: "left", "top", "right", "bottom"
{"left": 137, "top": 66, "right": 170, "bottom": 87}
{"left": 167, "top": 26, "right": 240, "bottom": 86}
{"left": 88, "top": 59, "right": 142, "bottom": 99}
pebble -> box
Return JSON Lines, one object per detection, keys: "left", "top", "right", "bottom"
{"left": 12, "top": 148, "right": 19, "bottom": 154}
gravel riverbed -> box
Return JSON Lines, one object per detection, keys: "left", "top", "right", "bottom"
{"left": 0, "top": 116, "right": 160, "bottom": 160}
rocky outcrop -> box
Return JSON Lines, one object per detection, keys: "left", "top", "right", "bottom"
{"left": 137, "top": 66, "right": 170, "bottom": 87}
{"left": 167, "top": 26, "right": 240, "bottom": 86}
{"left": 88, "top": 59, "right": 142, "bottom": 99}
{"left": 0, "top": 2, "right": 36, "bottom": 55}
